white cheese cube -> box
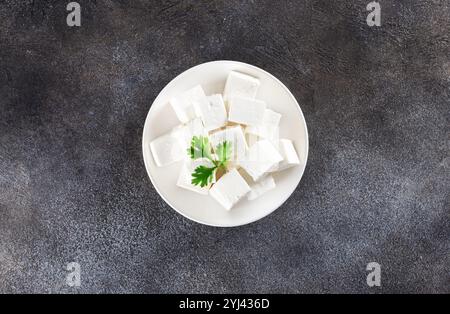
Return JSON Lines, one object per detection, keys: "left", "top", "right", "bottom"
{"left": 209, "top": 169, "right": 251, "bottom": 210}
{"left": 244, "top": 130, "right": 280, "bottom": 169}
{"left": 209, "top": 126, "right": 248, "bottom": 165}
{"left": 247, "top": 175, "right": 276, "bottom": 200}
{"left": 245, "top": 132, "right": 260, "bottom": 148}
{"left": 267, "top": 161, "right": 280, "bottom": 172}
{"left": 245, "top": 109, "right": 281, "bottom": 139}
{"left": 223, "top": 71, "right": 260, "bottom": 102}
{"left": 193, "top": 94, "right": 227, "bottom": 131}
{"left": 172, "top": 118, "right": 208, "bottom": 151}
{"left": 245, "top": 125, "right": 280, "bottom": 144}
{"left": 228, "top": 96, "right": 266, "bottom": 127}
{"left": 276, "top": 139, "right": 300, "bottom": 171}
{"left": 150, "top": 132, "right": 184, "bottom": 167}
{"left": 263, "top": 109, "right": 282, "bottom": 126}
{"left": 177, "top": 158, "right": 216, "bottom": 194}
{"left": 240, "top": 140, "right": 283, "bottom": 181}
{"left": 170, "top": 85, "right": 206, "bottom": 123}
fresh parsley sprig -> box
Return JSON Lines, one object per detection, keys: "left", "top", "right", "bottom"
{"left": 191, "top": 165, "right": 216, "bottom": 187}
{"left": 215, "top": 141, "right": 232, "bottom": 165}
{"left": 187, "top": 136, "right": 232, "bottom": 187}
{"left": 188, "top": 135, "right": 213, "bottom": 161}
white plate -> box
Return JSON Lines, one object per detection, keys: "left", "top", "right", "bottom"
{"left": 142, "top": 61, "right": 308, "bottom": 227}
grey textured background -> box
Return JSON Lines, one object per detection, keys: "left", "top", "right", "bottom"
{"left": 0, "top": 0, "right": 449, "bottom": 293}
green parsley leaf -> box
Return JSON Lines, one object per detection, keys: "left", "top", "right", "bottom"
{"left": 215, "top": 140, "right": 232, "bottom": 167}
{"left": 188, "top": 136, "right": 233, "bottom": 187}
{"left": 191, "top": 165, "right": 216, "bottom": 187}
{"left": 187, "top": 136, "right": 213, "bottom": 161}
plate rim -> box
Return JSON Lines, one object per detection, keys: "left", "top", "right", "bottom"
{"left": 142, "top": 60, "right": 309, "bottom": 227}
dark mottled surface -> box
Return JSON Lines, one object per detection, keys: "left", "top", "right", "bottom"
{"left": 0, "top": 0, "right": 448, "bottom": 293}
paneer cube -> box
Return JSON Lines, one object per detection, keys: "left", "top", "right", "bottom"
{"left": 245, "top": 125, "right": 280, "bottom": 146}
{"left": 209, "top": 168, "right": 251, "bottom": 210}
{"left": 245, "top": 109, "right": 281, "bottom": 139}
{"left": 223, "top": 71, "right": 260, "bottom": 102}
{"left": 245, "top": 132, "right": 260, "bottom": 148}
{"left": 228, "top": 96, "right": 266, "bottom": 127}
{"left": 240, "top": 140, "right": 283, "bottom": 181}
{"left": 177, "top": 158, "right": 216, "bottom": 194}
{"left": 193, "top": 94, "right": 227, "bottom": 131}
{"left": 170, "top": 85, "right": 206, "bottom": 123}
{"left": 275, "top": 139, "right": 300, "bottom": 171}
{"left": 172, "top": 118, "right": 208, "bottom": 151}
{"left": 209, "top": 126, "right": 248, "bottom": 165}
{"left": 247, "top": 175, "right": 276, "bottom": 200}
{"left": 262, "top": 109, "right": 282, "bottom": 126}
{"left": 150, "top": 132, "right": 184, "bottom": 167}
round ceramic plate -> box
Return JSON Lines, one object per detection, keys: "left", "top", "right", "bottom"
{"left": 142, "top": 61, "right": 308, "bottom": 227}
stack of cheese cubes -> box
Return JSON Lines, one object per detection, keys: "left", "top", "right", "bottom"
{"left": 150, "top": 71, "right": 301, "bottom": 210}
